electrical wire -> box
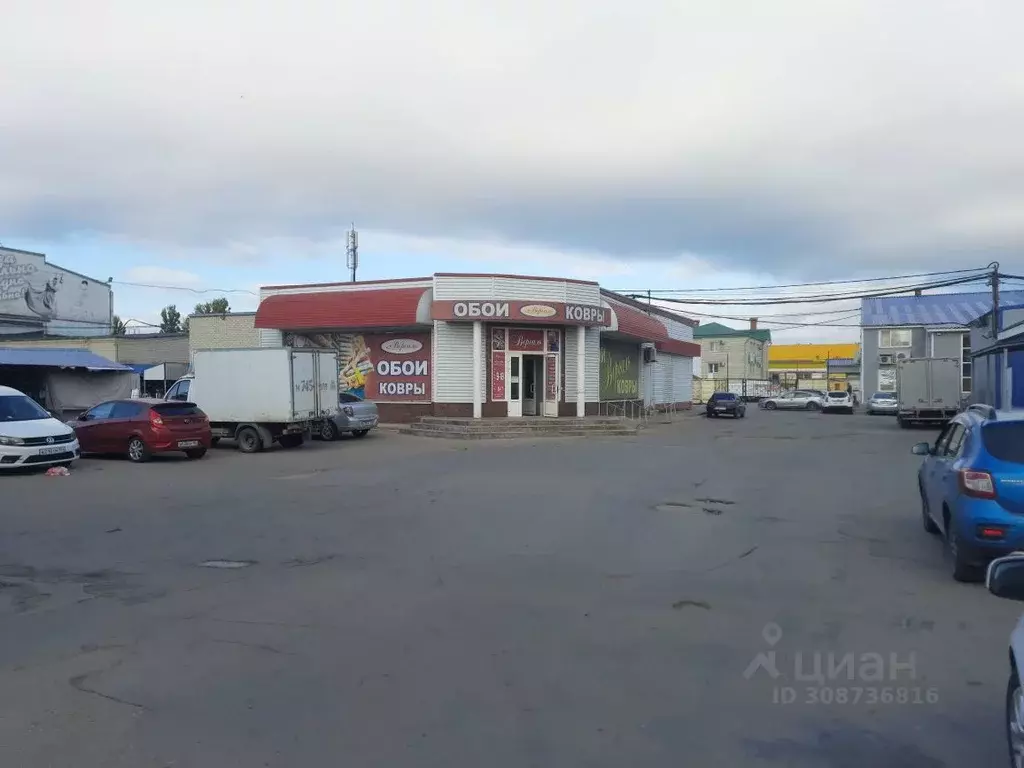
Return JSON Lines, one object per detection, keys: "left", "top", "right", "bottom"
{"left": 612, "top": 266, "right": 991, "bottom": 295}
{"left": 110, "top": 280, "right": 258, "bottom": 296}
{"left": 631, "top": 273, "right": 990, "bottom": 306}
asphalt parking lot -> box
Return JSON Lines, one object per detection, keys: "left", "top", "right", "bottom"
{"left": 1, "top": 410, "right": 1018, "bottom": 766}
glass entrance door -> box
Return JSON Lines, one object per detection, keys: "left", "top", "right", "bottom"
{"left": 507, "top": 354, "right": 522, "bottom": 417}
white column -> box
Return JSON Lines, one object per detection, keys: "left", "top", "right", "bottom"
{"left": 576, "top": 324, "right": 586, "bottom": 417}
{"left": 472, "top": 320, "right": 483, "bottom": 419}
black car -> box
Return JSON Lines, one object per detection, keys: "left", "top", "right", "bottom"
{"left": 706, "top": 392, "right": 746, "bottom": 418}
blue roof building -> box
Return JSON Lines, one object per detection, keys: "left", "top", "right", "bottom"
{"left": 966, "top": 303, "right": 1024, "bottom": 411}
{"left": 858, "top": 291, "right": 1023, "bottom": 398}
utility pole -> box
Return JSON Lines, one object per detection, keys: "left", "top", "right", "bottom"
{"left": 346, "top": 225, "right": 359, "bottom": 283}
{"left": 990, "top": 261, "right": 1000, "bottom": 337}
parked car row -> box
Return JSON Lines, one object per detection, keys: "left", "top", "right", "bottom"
{"left": 0, "top": 382, "right": 380, "bottom": 470}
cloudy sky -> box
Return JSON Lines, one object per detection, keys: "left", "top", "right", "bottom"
{"left": 3, "top": 0, "right": 1023, "bottom": 340}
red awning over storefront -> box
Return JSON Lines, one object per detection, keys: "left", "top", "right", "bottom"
{"left": 611, "top": 302, "right": 668, "bottom": 341}
{"left": 608, "top": 302, "right": 701, "bottom": 357}
{"left": 254, "top": 288, "right": 429, "bottom": 330}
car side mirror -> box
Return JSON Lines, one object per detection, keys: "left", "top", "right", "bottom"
{"left": 911, "top": 442, "right": 932, "bottom": 456}
{"left": 987, "top": 555, "right": 1024, "bottom": 601}
{"left": 78, "top": 413, "right": 90, "bottom": 421}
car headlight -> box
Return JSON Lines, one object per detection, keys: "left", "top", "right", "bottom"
{"left": 0, "top": 435, "right": 25, "bottom": 446}
{"left": 343, "top": 406, "right": 355, "bottom": 416}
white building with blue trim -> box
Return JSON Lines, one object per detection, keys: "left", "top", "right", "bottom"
{"left": 968, "top": 303, "right": 1024, "bottom": 410}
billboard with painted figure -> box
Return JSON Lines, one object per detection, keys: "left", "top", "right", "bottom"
{"left": 285, "top": 331, "right": 432, "bottom": 402}
{"left": 0, "top": 249, "right": 111, "bottom": 329}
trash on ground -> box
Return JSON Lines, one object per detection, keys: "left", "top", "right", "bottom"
{"left": 45, "top": 466, "right": 70, "bottom": 477}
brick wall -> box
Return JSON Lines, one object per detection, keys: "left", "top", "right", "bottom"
{"left": 189, "top": 314, "right": 260, "bottom": 354}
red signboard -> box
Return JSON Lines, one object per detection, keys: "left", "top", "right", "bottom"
{"left": 545, "top": 354, "right": 557, "bottom": 400}
{"left": 431, "top": 300, "right": 609, "bottom": 327}
{"left": 508, "top": 329, "right": 545, "bottom": 352}
{"left": 492, "top": 351, "right": 506, "bottom": 400}
{"left": 361, "top": 332, "right": 432, "bottom": 402}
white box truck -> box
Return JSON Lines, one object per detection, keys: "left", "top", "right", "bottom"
{"left": 165, "top": 348, "right": 340, "bottom": 452}
{"left": 896, "top": 357, "right": 962, "bottom": 428}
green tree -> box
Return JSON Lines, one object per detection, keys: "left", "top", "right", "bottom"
{"left": 160, "top": 304, "right": 182, "bottom": 333}
{"left": 194, "top": 297, "right": 231, "bottom": 314}
{"left": 183, "top": 316, "right": 190, "bottom": 335}
{"left": 111, "top": 315, "right": 127, "bottom": 336}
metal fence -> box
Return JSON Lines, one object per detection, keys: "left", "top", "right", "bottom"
{"left": 694, "top": 378, "right": 781, "bottom": 403}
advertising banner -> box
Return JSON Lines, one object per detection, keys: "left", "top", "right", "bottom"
{"left": 508, "top": 329, "right": 545, "bottom": 352}
{"left": 0, "top": 249, "right": 109, "bottom": 325}
{"left": 286, "top": 331, "right": 432, "bottom": 402}
{"left": 492, "top": 351, "right": 506, "bottom": 400}
{"left": 599, "top": 341, "right": 640, "bottom": 400}
{"left": 431, "top": 300, "right": 609, "bottom": 327}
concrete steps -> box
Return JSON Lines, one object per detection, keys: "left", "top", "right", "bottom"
{"left": 400, "top": 416, "right": 640, "bottom": 439}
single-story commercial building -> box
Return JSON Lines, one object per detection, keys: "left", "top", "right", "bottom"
{"left": 245, "top": 273, "right": 700, "bottom": 422}
{"left": 969, "top": 303, "right": 1024, "bottom": 410}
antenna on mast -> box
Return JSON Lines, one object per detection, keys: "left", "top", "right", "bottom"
{"left": 346, "top": 225, "right": 359, "bottom": 282}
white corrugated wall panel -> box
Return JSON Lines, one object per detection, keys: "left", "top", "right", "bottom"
{"left": 433, "top": 277, "right": 498, "bottom": 300}
{"left": 491, "top": 277, "right": 568, "bottom": 302}
{"left": 671, "top": 354, "right": 693, "bottom": 403}
{"left": 651, "top": 360, "right": 666, "bottom": 404}
{"left": 565, "top": 329, "right": 578, "bottom": 402}
{"left": 661, "top": 315, "right": 695, "bottom": 341}
{"left": 660, "top": 359, "right": 675, "bottom": 405}
{"left": 432, "top": 321, "right": 483, "bottom": 402}
{"left": 259, "top": 328, "right": 284, "bottom": 347}
{"left": 565, "top": 282, "right": 601, "bottom": 305}
{"left": 563, "top": 327, "right": 600, "bottom": 403}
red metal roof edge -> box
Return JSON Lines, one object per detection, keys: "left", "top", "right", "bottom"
{"left": 262, "top": 276, "right": 432, "bottom": 291}
{"left": 656, "top": 338, "right": 701, "bottom": 358}
{"left": 253, "top": 287, "right": 429, "bottom": 330}
{"left": 433, "top": 272, "right": 599, "bottom": 286}
{"left": 601, "top": 290, "right": 699, "bottom": 327}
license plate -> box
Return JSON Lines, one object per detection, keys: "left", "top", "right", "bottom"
{"left": 177, "top": 440, "right": 200, "bottom": 448}
{"left": 37, "top": 446, "right": 66, "bottom": 455}
{"left": 715, "top": 407, "right": 726, "bottom": 411}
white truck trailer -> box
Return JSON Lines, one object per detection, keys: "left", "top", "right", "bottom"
{"left": 896, "top": 357, "right": 962, "bottom": 428}
{"left": 165, "top": 348, "right": 340, "bottom": 452}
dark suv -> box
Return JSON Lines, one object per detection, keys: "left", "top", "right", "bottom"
{"left": 706, "top": 392, "right": 746, "bottom": 418}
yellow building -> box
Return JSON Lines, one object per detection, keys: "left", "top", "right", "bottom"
{"left": 769, "top": 343, "right": 860, "bottom": 391}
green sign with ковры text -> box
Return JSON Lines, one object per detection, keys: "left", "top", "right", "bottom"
{"left": 600, "top": 341, "right": 640, "bottom": 400}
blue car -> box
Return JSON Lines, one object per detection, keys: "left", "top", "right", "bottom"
{"left": 914, "top": 405, "right": 1024, "bottom": 582}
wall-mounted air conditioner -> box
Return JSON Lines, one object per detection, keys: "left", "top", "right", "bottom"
{"left": 878, "top": 354, "right": 894, "bottom": 364}
{"left": 895, "top": 352, "right": 909, "bottom": 361}
{"left": 642, "top": 344, "right": 657, "bottom": 364}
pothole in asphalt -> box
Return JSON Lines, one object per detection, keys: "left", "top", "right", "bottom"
{"left": 199, "top": 560, "right": 256, "bottom": 569}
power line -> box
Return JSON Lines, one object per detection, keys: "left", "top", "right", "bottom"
{"left": 672, "top": 307, "right": 863, "bottom": 327}
{"left": 634, "top": 273, "right": 990, "bottom": 306}
{"left": 111, "top": 280, "right": 258, "bottom": 297}
{"left": 613, "top": 266, "right": 990, "bottom": 295}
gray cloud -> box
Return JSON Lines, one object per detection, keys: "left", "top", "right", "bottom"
{"left": 3, "top": 0, "right": 1024, "bottom": 276}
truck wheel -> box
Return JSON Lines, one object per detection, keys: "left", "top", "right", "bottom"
{"left": 279, "top": 434, "right": 304, "bottom": 448}
{"left": 898, "top": 417, "right": 909, "bottom": 429}
{"left": 237, "top": 427, "right": 263, "bottom": 453}
{"left": 210, "top": 437, "right": 220, "bottom": 447}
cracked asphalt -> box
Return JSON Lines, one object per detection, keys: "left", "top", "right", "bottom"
{"left": 0, "top": 410, "right": 1018, "bottom": 766}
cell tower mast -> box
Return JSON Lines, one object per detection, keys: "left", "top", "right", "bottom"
{"left": 346, "top": 225, "right": 359, "bottom": 282}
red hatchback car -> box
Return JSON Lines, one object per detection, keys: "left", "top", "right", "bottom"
{"left": 72, "top": 399, "right": 212, "bottom": 462}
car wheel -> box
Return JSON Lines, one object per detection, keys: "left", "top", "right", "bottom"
{"left": 806, "top": 402, "right": 820, "bottom": 411}
{"left": 236, "top": 426, "right": 263, "bottom": 453}
{"left": 764, "top": 401, "right": 777, "bottom": 410}
{"left": 321, "top": 420, "right": 339, "bottom": 441}
{"left": 1007, "top": 669, "right": 1024, "bottom": 767}
{"left": 945, "top": 521, "right": 980, "bottom": 582}
{"left": 352, "top": 430, "right": 369, "bottom": 438}
{"left": 185, "top": 448, "right": 207, "bottom": 460}
{"left": 127, "top": 437, "right": 149, "bottom": 463}
{"left": 919, "top": 484, "right": 940, "bottom": 535}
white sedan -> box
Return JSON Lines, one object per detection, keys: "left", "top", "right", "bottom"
{"left": 0, "top": 385, "right": 80, "bottom": 470}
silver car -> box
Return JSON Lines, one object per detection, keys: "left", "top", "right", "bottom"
{"left": 866, "top": 391, "right": 898, "bottom": 415}
{"left": 761, "top": 389, "right": 824, "bottom": 411}
{"left": 318, "top": 393, "right": 380, "bottom": 441}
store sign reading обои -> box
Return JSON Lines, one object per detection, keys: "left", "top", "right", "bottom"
{"left": 440, "top": 300, "right": 608, "bottom": 326}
